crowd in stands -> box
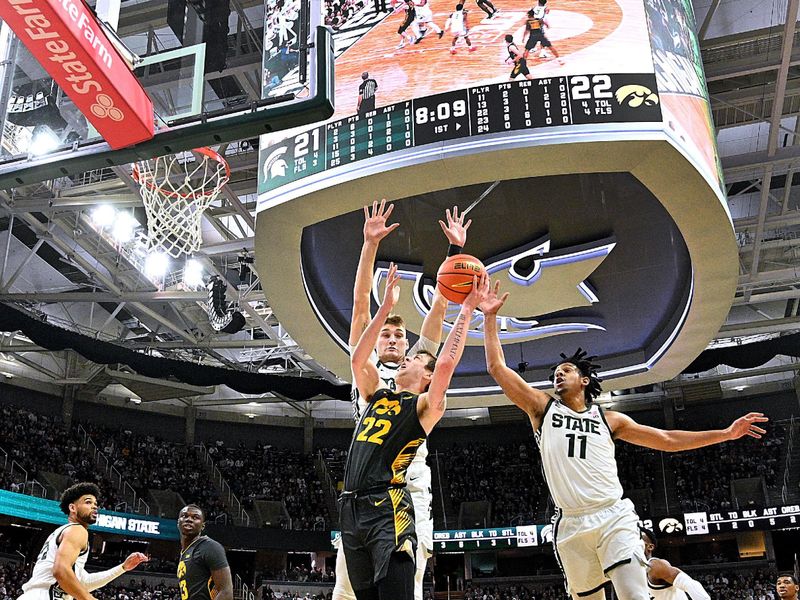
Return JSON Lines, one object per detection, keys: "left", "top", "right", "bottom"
{"left": 441, "top": 441, "right": 546, "bottom": 526}
{"left": 461, "top": 582, "right": 567, "bottom": 600}
{"left": 80, "top": 424, "right": 230, "bottom": 522}
{"left": 259, "top": 566, "right": 336, "bottom": 583}
{"left": 699, "top": 568, "right": 778, "bottom": 600}
{"left": 0, "top": 405, "right": 120, "bottom": 510}
{"left": 671, "top": 422, "right": 785, "bottom": 511}
{"left": 0, "top": 561, "right": 179, "bottom": 600}
{"left": 324, "top": 0, "right": 368, "bottom": 30}
{"left": 208, "top": 442, "right": 331, "bottom": 530}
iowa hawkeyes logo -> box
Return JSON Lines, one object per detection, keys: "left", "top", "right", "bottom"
{"left": 615, "top": 85, "right": 659, "bottom": 108}
{"left": 658, "top": 517, "right": 684, "bottom": 533}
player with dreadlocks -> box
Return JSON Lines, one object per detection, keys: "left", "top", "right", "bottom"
{"left": 478, "top": 282, "right": 769, "bottom": 600}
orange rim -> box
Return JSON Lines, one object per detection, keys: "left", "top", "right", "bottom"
{"left": 131, "top": 147, "right": 231, "bottom": 200}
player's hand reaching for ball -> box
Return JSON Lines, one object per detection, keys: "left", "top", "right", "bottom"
{"left": 363, "top": 199, "right": 399, "bottom": 244}
{"left": 479, "top": 280, "right": 509, "bottom": 316}
{"left": 439, "top": 206, "right": 472, "bottom": 248}
{"left": 726, "top": 412, "right": 769, "bottom": 441}
{"left": 382, "top": 263, "right": 401, "bottom": 310}
{"left": 122, "top": 552, "right": 149, "bottom": 571}
{"left": 463, "top": 273, "right": 490, "bottom": 312}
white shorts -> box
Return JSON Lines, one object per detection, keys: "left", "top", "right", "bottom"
{"left": 18, "top": 590, "right": 66, "bottom": 600}
{"left": 415, "top": 6, "right": 433, "bottom": 22}
{"left": 552, "top": 498, "right": 647, "bottom": 597}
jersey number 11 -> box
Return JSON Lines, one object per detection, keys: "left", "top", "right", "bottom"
{"left": 565, "top": 433, "right": 587, "bottom": 459}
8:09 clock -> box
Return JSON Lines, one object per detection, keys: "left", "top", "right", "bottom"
{"left": 413, "top": 89, "right": 472, "bottom": 146}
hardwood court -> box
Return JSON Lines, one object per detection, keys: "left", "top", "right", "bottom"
{"left": 332, "top": 0, "right": 651, "bottom": 119}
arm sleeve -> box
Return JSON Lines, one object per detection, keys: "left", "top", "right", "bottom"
{"left": 77, "top": 565, "right": 126, "bottom": 591}
{"left": 673, "top": 572, "right": 710, "bottom": 600}
{"left": 203, "top": 541, "right": 229, "bottom": 571}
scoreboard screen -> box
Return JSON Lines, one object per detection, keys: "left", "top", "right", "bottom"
{"left": 259, "top": 73, "right": 660, "bottom": 195}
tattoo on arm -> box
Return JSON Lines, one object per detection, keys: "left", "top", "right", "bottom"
{"left": 449, "top": 313, "right": 467, "bottom": 360}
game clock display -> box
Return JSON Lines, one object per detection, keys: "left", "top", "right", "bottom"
{"left": 258, "top": 72, "right": 662, "bottom": 194}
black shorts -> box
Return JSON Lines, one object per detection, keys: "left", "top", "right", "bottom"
{"left": 525, "top": 29, "right": 551, "bottom": 49}
{"left": 511, "top": 58, "right": 530, "bottom": 78}
{"left": 340, "top": 489, "right": 417, "bottom": 590}
{"left": 398, "top": 16, "right": 414, "bottom": 33}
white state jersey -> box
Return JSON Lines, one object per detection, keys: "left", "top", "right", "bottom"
{"left": 535, "top": 400, "right": 622, "bottom": 513}
{"left": 448, "top": 10, "right": 466, "bottom": 34}
{"left": 349, "top": 337, "right": 437, "bottom": 476}
{"left": 415, "top": 2, "right": 433, "bottom": 22}
{"left": 647, "top": 580, "right": 688, "bottom": 600}
{"left": 22, "top": 523, "right": 89, "bottom": 599}
{"left": 532, "top": 5, "right": 547, "bottom": 19}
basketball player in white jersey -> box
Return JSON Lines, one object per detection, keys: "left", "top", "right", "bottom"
{"left": 413, "top": 0, "right": 444, "bottom": 43}
{"left": 18, "top": 483, "right": 148, "bottom": 600}
{"left": 445, "top": 4, "right": 476, "bottom": 54}
{"left": 479, "top": 283, "right": 769, "bottom": 600}
{"left": 333, "top": 201, "right": 471, "bottom": 600}
{"left": 640, "top": 528, "right": 710, "bottom": 600}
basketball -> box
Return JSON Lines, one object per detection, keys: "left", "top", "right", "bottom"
{"left": 437, "top": 254, "right": 486, "bottom": 303}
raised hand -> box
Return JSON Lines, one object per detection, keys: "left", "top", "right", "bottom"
{"left": 438, "top": 206, "right": 472, "bottom": 248}
{"left": 122, "top": 552, "right": 150, "bottom": 571}
{"left": 478, "top": 280, "right": 509, "bottom": 316}
{"left": 363, "top": 199, "right": 400, "bottom": 244}
{"left": 726, "top": 412, "right": 769, "bottom": 440}
{"left": 382, "top": 263, "right": 401, "bottom": 310}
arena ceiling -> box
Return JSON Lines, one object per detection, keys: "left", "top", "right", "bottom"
{"left": 1, "top": 0, "right": 800, "bottom": 421}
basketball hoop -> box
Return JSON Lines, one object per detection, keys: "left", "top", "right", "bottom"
{"left": 132, "top": 147, "right": 230, "bottom": 258}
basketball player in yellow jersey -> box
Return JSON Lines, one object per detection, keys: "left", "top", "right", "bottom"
{"left": 479, "top": 282, "right": 769, "bottom": 600}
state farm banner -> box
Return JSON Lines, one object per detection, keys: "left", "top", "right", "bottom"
{"left": 0, "top": 0, "right": 153, "bottom": 149}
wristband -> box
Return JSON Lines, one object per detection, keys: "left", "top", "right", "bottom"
{"left": 447, "top": 244, "right": 463, "bottom": 257}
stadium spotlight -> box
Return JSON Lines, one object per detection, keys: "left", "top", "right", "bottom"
{"left": 145, "top": 252, "right": 169, "bottom": 278}
{"left": 91, "top": 205, "right": 116, "bottom": 229}
{"left": 184, "top": 258, "right": 205, "bottom": 287}
{"left": 29, "top": 124, "right": 60, "bottom": 156}
{"left": 112, "top": 211, "right": 138, "bottom": 243}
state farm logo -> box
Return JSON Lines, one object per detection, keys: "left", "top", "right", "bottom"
{"left": 90, "top": 94, "right": 123, "bottom": 121}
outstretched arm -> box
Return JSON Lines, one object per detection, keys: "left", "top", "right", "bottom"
{"left": 481, "top": 282, "right": 550, "bottom": 420}
{"left": 418, "top": 206, "right": 473, "bottom": 347}
{"left": 349, "top": 200, "right": 400, "bottom": 347}
{"left": 418, "top": 274, "right": 489, "bottom": 433}
{"left": 648, "top": 559, "right": 710, "bottom": 600}
{"left": 608, "top": 411, "right": 768, "bottom": 452}
{"left": 78, "top": 553, "right": 149, "bottom": 591}
{"left": 351, "top": 264, "right": 401, "bottom": 400}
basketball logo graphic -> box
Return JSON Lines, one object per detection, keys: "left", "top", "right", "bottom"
{"left": 615, "top": 85, "right": 659, "bottom": 108}
{"left": 90, "top": 94, "right": 124, "bottom": 122}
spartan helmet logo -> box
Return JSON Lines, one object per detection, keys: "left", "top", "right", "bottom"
{"left": 615, "top": 85, "right": 659, "bottom": 108}
{"left": 540, "top": 524, "right": 553, "bottom": 543}
{"left": 658, "top": 517, "right": 684, "bottom": 533}
{"left": 263, "top": 147, "right": 289, "bottom": 180}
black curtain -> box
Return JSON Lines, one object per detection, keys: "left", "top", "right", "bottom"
{"left": 0, "top": 303, "right": 349, "bottom": 401}
{"left": 683, "top": 332, "right": 800, "bottom": 374}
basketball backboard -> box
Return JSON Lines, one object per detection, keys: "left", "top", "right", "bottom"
{"left": 0, "top": 0, "right": 333, "bottom": 189}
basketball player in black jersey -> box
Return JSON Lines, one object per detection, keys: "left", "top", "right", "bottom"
{"left": 397, "top": 0, "right": 420, "bottom": 48}
{"left": 505, "top": 35, "right": 532, "bottom": 80}
{"left": 523, "top": 0, "right": 560, "bottom": 61}
{"left": 177, "top": 505, "right": 232, "bottom": 600}
{"left": 343, "top": 264, "right": 489, "bottom": 600}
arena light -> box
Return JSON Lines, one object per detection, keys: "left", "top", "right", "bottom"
{"left": 91, "top": 205, "right": 116, "bottom": 229}
{"left": 29, "top": 125, "right": 60, "bottom": 156}
{"left": 145, "top": 252, "right": 169, "bottom": 279}
{"left": 112, "top": 212, "right": 138, "bottom": 243}
{"left": 183, "top": 258, "right": 205, "bottom": 288}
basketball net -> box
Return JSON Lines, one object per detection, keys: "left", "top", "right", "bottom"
{"left": 133, "top": 148, "right": 230, "bottom": 258}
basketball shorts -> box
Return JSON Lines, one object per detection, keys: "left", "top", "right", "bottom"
{"left": 525, "top": 30, "right": 551, "bottom": 49}
{"left": 398, "top": 17, "right": 414, "bottom": 34}
{"left": 415, "top": 6, "right": 433, "bottom": 22}
{"left": 552, "top": 498, "right": 648, "bottom": 597}
{"left": 511, "top": 59, "right": 530, "bottom": 78}
{"left": 340, "top": 489, "right": 417, "bottom": 590}
{"left": 18, "top": 589, "right": 66, "bottom": 600}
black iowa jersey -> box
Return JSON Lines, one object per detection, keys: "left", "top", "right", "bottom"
{"left": 177, "top": 536, "right": 228, "bottom": 600}
{"left": 343, "top": 388, "right": 426, "bottom": 492}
